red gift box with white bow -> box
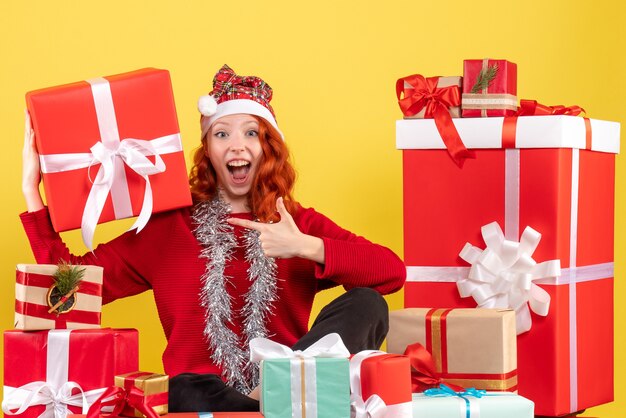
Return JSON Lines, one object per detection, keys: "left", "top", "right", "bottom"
{"left": 26, "top": 68, "right": 192, "bottom": 249}
{"left": 396, "top": 115, "right": 619, "bottom": 416}
{"left": 2, "top": 329, "right": 138, "bottom": 418}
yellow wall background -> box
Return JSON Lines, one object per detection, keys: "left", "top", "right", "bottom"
{"left": 0, "top": 0, "right": 623, "bottom": 416}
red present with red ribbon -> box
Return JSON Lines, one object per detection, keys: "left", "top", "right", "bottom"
{"left": 349, "top": 351, "right": 412, "bottom": 417}
{"left": 86, "top": 371, "right": 168, "bottom": 418}
{"left": 396, "top": 74, "right": 474, "bottom": 167}
{"left": 14, "top": 264, "right": 103, "bottom": 330}
{"left": 461, "top": 59, "right": 517, "bottom": 117}
{"left": 395, "top": 112, "right": 619, "bottom": 416}
{"left": 26, "top": 68, "right": 192, "bottom": 250}
{"left": 2, "top": 329, "right": 138, "bottom": 418}
{"left": 387, "top": 308, "right": 517, "bottom": 392}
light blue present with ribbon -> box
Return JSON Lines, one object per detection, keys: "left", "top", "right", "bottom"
{"left": 250, "top": 333, "right": 351, "bottom": 418}
{"left": 412, "top": 384, "right": 534, "bottom": 418}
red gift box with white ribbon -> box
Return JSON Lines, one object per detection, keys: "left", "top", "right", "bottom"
{"left": 26, "top": 68, "right": 192, "bottom": 249}
{"left": 396, "top": 115, "right": 619, "bottom": 416}
{"left": 2, "top": 329, "right": 138, "bottom": 418}
{"left": 349, "top": 351, "right": 412, "bottom": 418}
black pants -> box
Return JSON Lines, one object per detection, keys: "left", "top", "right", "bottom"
{"left": 169, "top": 287, "right": 389, "bottom": 412}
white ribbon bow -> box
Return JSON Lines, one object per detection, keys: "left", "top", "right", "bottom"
{"left": 458, "top": 222, "right": 560, "bottom": 334}
{"left": 2, "top": 381, "right": 106, "bottom": 418}
{"left": 249, "top": 333, "right": 350, "bottom": 361}
{"left": 349, "top": 351, "right": 388, "bottom": 418}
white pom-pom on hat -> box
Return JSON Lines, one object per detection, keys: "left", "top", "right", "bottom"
{"left": 198, "top": 95, "right": 218, "bottom": 116}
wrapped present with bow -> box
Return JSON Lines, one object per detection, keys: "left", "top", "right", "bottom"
{"left": 2, "top": 329, "right": 138, "bottom": 418}
{"left": 26, "top": 68, "right": 192, "bottom": 250}
{"left": 396, "top": 74, "right": 473, "bottom": 167}
{"left": 15, "top": 263, "right": 103, "bottom": 330}
{"left": 349, "top": 350, "right": 412, "bottom": 418}
{"left": 461, "top": 59, "right": 518, "bottom": 117}
{"left": 387, "top": 309, "right": 517, "bottom": 392}
{"left": 249, "top": 333, "right": 350, "bottom": 418}
{"left": 396, "top": 108, "right": 619, "bottom": 415}
{"left": 412, "top": 384, "right": 534, "bottom": 418}
{"left": 86, "top": 372, "right": 168, "bottom": 418}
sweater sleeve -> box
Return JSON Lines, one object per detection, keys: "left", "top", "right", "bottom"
{"left": 19, "top": 207, "right": 162, "bottom": 304}
{"left": 295, "top": 207, "right": 406, "bottom": 295}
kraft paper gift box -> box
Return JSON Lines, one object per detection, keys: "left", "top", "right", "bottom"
{"left": 399, "top": 76, "right": 462, "bottom": 118}
{"left": 387, "top": 308, "right": 517, "bottom": 392}
{"left": 411, "top": 387, "right": 534, "bottom": 418}
{"left": 461, "top": 59, "right": 517, "bottom": 117}
{"left": 250, "top": 333, "right": 351, "bottom": 418}
{"left": 26, "top": 68, "right": 192, "bottom": 249}
{"left": 15, "top": 264, "right": 103, "bottom": 330}
{"left": 2, "top": 329, "right": 138, "bottom": 418}
{"left": 396, "top": 115, "right": 619, "bottom": 416}
{"left": 349, "top": 351, "right": 412, "bottom": 417}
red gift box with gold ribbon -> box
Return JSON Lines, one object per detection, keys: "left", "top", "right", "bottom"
{"left": 2, "top": 329, "right": 138, "bottom": 418}
{"left": 14, "top": 264, "right": 103, "bottom": 330}
{"left": 349, "top": 351, "right": 412, "bottom": 417}
{"left": 461, "top": 59, "right": 517, "bottom": 117}
{"left": 26, "top": 68, "right": 192, "bottom": 249}
{"left": 395, "top": 113, "right": 619, "bottom": 416}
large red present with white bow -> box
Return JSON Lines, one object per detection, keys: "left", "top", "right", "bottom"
{"left": 396, "top": 114, "right": 619, "bottom": 416}
{"left": 26, "top": 68, "right": 192, "bottom": 249}
{"left": 2, "top": 329, "right": 138, "bottom": 418}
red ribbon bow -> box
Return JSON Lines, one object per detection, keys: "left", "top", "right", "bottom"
{"left": 87, "top": 385, "right": 160, "bottom": 418}
{"left": 403, "top": 342, "right": 464, "bottom": 393}
{"left": 516, "top": 99, "right": 585, "bottom": 116}
{"left": 396, "top": 74, "right": 474, "bottom": 167}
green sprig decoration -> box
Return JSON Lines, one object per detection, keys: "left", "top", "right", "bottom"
{"left": 52, "top": 260, "right": 85, "bottom": 295}
{"left": 470, "top": 63, "right": 499, "bottom": 94}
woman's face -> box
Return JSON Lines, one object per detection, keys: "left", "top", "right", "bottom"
{"left": 206, "top": 114, "right": 263, "bottom": 211}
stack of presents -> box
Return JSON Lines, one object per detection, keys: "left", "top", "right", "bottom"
{"left": 1, "top": 60, "right": 619, "bottom": 418}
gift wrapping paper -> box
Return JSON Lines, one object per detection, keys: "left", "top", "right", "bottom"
{"left": 461, "top": 59, "right": 517, "bottom": 117}
{"left": 350, "top": 351, "right": 412, "bottom": 418}
{"left": 15, "top": 264, "right": 103, "bottom": 330}
{"left": 2, "top": 328, "right": 139, "bottom": 418}
{"left": 402, "top": 76, "right": 462, "bottom": 118}
{"left": 396, "top": 115, "right": 619, "bottom": 415}
{"left": 114, "top": 372, "right": 168, "bottom": 417}
{"left": 26, "top": 68, "right": 192, "bottom": 249}
{"left": 411, "top": 390, "right": 534, "bottom": 418}
{"left": 387, "top": 308, "right": 517, "bottom": 392}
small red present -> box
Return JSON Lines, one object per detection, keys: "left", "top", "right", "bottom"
{"left": 2, "top": 329, "right": 138, "bottom": 418}
{"left": 461, "top": 59, "right": 517, "bottom": 117}
{"left": 15, "top": 263, "right": 103, "bottom": 330}
{"left": 26, "top": 68, "right": 192, "bottom": 249}
{"left": 349, "top": 351, "right": 412, "bottom": 418}
{"left": 396, "top": 114, "right": 619, "bottom": 416}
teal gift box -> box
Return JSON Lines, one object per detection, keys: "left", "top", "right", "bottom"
{"left": 250, "top": 333, "right": 351, "bottom": 418}
{"left": 412, "top": 387, "right": 534, "bottom": 418}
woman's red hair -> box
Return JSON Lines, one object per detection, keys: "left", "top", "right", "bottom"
{"left": 189, "top": 116, "right": 298, "bottom": 222}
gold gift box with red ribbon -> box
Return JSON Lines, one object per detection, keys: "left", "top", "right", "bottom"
{"left": 15, "top": 264, "right": 103, "bottom": 330}
{"left": 114, "top": 372, "right": 169, "bottom": 417}
{"left": 387, "top": 308, "right": 517, "bottom": 392}
{"left": 398, "top": 76, "right": 462, "bottom": 118}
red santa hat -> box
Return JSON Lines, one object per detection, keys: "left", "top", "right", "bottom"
{"left": 198, "top": 64, "right": 283, "bottom": 139}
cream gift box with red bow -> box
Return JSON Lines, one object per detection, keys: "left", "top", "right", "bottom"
{"left": 396, "top": 115, "right": 619, "bottom": 416}
{"left": 26, "top": 68, "right": 192, "bottom": 249}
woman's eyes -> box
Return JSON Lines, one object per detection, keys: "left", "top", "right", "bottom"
{"left": 213, "top": 129, "right": 258, "bottom": 138}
